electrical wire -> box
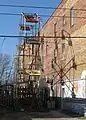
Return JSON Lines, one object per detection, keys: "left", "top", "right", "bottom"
{"left": 0, "top": 37, "right": 5, "bottom": 49}
{"left": 0, "top": 4, "right": 86, "bottom": 11}
{"left": 0, "top": 37, "right": 6, "bottom": 51}
{"left": 0, "top": 35, "right": 85, "bottom": 38}
{"left": 0, "top": 12, "right": 20, "bottom": 16}
{"left": 0, "top": 12, "right": 86, "bottom": 19}
{"left": 0, "top": 4, "right": 56, "bottom": 9}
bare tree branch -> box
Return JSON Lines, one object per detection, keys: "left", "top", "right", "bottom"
{"left": 0, "top": 53, "right": 11, "bottom": 83}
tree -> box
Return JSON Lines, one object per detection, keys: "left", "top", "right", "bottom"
{"left": 0, "top": 53, "right": 11, "bottom": 84}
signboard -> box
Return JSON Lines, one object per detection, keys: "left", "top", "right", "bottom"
{"left": 26, "top": 70, "right": 41, "bottom": 76}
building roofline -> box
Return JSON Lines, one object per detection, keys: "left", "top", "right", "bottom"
{"left": 40, "top": 0, "right": 64, "bottom": 32}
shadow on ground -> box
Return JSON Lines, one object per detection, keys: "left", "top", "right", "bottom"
{"left": 26, "top": 110, "right": 83, "bottom": 118}
{"left": 0, "top": 107, "right": 84, "bottom": 120}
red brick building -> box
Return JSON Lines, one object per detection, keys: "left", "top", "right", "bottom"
{"left": 40, "top": 0, "right": 86, "bottom": 97}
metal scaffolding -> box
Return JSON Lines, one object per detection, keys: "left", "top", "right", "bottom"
{"left": 51, "top": 29, "right": 77, "bottom": 98}
{"left": 15, "top": 13, "right": 43, "bottom": 100}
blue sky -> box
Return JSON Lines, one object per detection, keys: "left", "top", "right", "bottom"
{"left": 0, "top": 0, "right": 61, "bottom": 59}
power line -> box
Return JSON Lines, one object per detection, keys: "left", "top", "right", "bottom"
{"left": 0, "top": 35, "right": 85, "bottom": 39}
{"left": 0, "top": 4, "right": 56, "bottom": 9}
{"left": 0, "top": 37, "right": 6, "bottom": 51}
{"left": 39, "top": 15, "right": 86, "bottom": 19}
{"left": 0, "top": 4, "right": 86, "bottom": 11}
{"left": 0, "top": 12, "right": 86, "bottom": 19}
{"left": 0, "top": 12, "right": 20, "bottom": 16}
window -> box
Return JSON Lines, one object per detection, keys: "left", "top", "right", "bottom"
{"left": 46, "top": 41, "right": 48, "bottom": 56}
{"left": 32, "top": 44, "right": 34, "bottom": 54}
{"left": 54, "top": 23, "right": 57, "bottom": 37}
{"left": 63, "top": 15, "right": 66, "bottom": 25}
{"left": 70, "top": 7, "right": 74, "bottom": 26}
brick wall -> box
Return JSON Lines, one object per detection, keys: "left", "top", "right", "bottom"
{"left": 40, "top": 0, "right": 86, "bottom": 82}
